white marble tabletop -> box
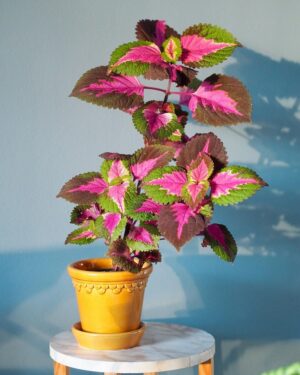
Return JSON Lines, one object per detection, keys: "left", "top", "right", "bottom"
{"left": 49, "top": 322, "right": 215, "bottom": 373}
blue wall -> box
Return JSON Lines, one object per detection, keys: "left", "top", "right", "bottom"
{"left": 1, "top": 1, "right": 300, "bottom": 374}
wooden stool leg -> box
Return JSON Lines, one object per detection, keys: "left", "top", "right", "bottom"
{"left": 54, "top": 361, "right": 69, "bottom": 375}
{"left": 199, "top": 358, "right": 214, "bottom": 375}
{"left": 144, "top": 373, "right": 158, "bottom": 375}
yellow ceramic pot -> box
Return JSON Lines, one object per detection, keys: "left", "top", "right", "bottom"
{"left": 68, "top": 258, "right": 152, "bottom": 336}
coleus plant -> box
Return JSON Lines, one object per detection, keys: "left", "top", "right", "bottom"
{"left": 57, "top": 20, "right": 267, "bottom": 273}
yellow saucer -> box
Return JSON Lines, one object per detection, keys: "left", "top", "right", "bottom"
{"left": 72, "top": 321, "right": 145, "bottom": 350}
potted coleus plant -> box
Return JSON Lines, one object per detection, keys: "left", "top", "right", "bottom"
{"left": 57, "top": 19, "right": 267, "bottom": 350}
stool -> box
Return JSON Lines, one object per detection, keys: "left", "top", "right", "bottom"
{"left": 49, "top": 322, "right": 215, "bottom": 375}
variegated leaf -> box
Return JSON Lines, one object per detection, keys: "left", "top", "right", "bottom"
{"left": 70, "top": 203, "right": 101, "bottom": 224}
{"left": 162, "top": 36, "right": 182, "bottom": 63}
{"left": 140, "top": 221, "right": 161, "bottom": 236}
{"left": 181, "top": 23, "right": 240, "bottom": 67}
{"left": 99, "top": 181, "right": 136, "bottom": 213}
{"left": 126, "top": 194, "right": 161, "bottom": 221}
{"left": 143, "top": 166, "right": 187, "bottom": 204}
{"left": 182, "top": 154, "right": 214, "bottom": 209}
{"left": 100, "top": 213, "right": 127, "bottom": 241}
{"left": 101, "top": 159, "right": 130, "bottom": 184}
{"left": 132, "top": 101, "right": 183, "bottom": 140}
{"left": 130, "top": 145, "right": 174, "bottom": 180}
{"left": 198, "top": 199, "right": 214, "bottom": 219}
{"left": 70, "top": 66, "right": 144, "bottom": 110}
{"left": 177, "top": 132, "right": 228, "bottom": 171}
{"left": 211, "top": 166, "right": 267, "bottom": 206}
{"left": 158, "top": 203, "right": 205, "bottom": 250}
{"left": 127, "top": 226, "right": 159, "bottom": 251}
{"left": 65, "top": 225, "right": 98, "bottom": 245}
{"left": 109, "top": 41, "right": 165, "bottom": 76}
{"left": 186, "top": 74, "right": 252, "bottom": 125}
{"left": 57, "top": 172, "right": 108, "bottom": 204}
{"left": 203, "top": 224, "right": 237, "bottom": 262}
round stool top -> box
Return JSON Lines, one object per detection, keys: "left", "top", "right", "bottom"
{"left": 49, "top": 322, "right": 215, "bottom": 373}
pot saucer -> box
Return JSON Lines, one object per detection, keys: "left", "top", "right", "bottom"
{"left": 72, "top": 321, "right": 145, "bottom": 350}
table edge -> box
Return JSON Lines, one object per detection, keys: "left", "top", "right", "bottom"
{"left": 50, "top": 344, "right": 215, "bottom": 373}
{"left": 49, "top": 323, "right": 215, "bottom": 373}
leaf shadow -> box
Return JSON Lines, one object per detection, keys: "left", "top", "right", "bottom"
{"left": 160, "top": 48, "right": 300, "bottom": 375}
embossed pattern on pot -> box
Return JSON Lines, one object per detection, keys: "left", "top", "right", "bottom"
{"left": 72, "top": 280, "right": 148, "bottom": 294}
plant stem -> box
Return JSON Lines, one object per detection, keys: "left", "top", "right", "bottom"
{"left": 168, "top": 91, "right": 189, "bottom": 96}
{"left": 143, "top": 86, "right": 166, "bottom": 93}
{"left": 137, "top": 180, "right": 142, "bottom": 194}
{"left": 163, "top": 78, "right": 172, "bottom": 104}
{"left": 144, "top": 85, "right": 192, "bottom": 97}
{"left": 123, "top": 221, "right": 131, "bottom": 239}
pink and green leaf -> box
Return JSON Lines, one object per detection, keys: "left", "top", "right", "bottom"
{"left": 130, "top": 145, "right": 174, "bottom": 180}
{"left": 181, "top": 23, "right": 240, "bottom": 67}
{"left": 135, "top": 19, "right": 180, "bottom": 47}
{"left": 186, "top": 74, "right": 252, "bottom": 125}
{"left": 202, "top": 224, "right": 237, "bottom": 262}
{"left": 126, "top": 193, "right": 162, "bottom": 221}
{"left": 127, "top": 226, "right": 159, "bottom": 251}
{"left": 99, "top": 181, "right": 136, "bottom": 213}
{"left": 132, "top": 101, "right": 183, "bottom": 140}
{"left": 70, "top": 66, "right": 144, "bottom": 110}
{"left": 140, "top": 221, "right": 161, "bottom": 237}
{"left": 187, "top": 154, "right": 214, "bottom": 180}
{"left": 57, "top": 172, "right": 108, "bottom": 204}
{"left": 158, "top": 203, "right": 205, "bottom": 250}
{"left": 168, "top": 128, "right": 183, "bottom": 142}
{"left": 182, "top": 155, "right": 214, "bottom": 208}
{"left": 101, "top": 159, "right": 130, "bottom": 183}
{"left": 143, "top": 166, "right": 187, "bottom": 204}
{"left": 182, "top": 181, "right": 209, "bottom": 209}
{"left": 65, "top": 226, "right": 98, "bottom": 245}
{"left": 70, "top": 203, "right": 101, "bottom": 224}
{"left": 101, "top": 213, "right": 127, "bottom": 241}
{"left": 179, "top": 77, "right": 202, "bottom": 107}
{"left": 107, "top": 182, "right": 130, "bottom": 212}
{"left": 177, "top": 132, "right": 228, "bottom": 171}
{"left": 198, "top": 200, "right": 214, "bottom": 218}
{"left": 125, "top": 193, "right": 157, "bottom": 221}
{"left": 211, "top": 166, "right": 267, "bottom": 206}
{"left": 161, "top": 36, "right": 182, "bottom": 63}
{"left": 136, "top": 198, "right": 163, "bottom": 215}
{"left": 109, "top": 41, "right": 165, "bottom": 76}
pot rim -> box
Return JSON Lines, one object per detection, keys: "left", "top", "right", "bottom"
{"left": 68, "top": 257, "right": 152, "bottom": 282}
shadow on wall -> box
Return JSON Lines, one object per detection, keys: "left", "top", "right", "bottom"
{"left": 222, "top": 47, "right": 300, "bottom": 257}
{"left": 0, "top": 49, "right": 300, "bottom": 375}
{"left": 160, "top": 48, "right": 300, "bottom": 375}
